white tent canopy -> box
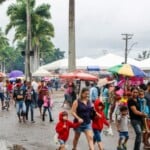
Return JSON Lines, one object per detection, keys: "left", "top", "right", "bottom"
{"left": 32, "top": 68, "right": 52, "bottom": 77}
{"left": 139, "top": 58, "right": 150, "bottom": 70}
{"left": 40, "top": 53, "right": 141, "bottom": 70}
{"left": 40, "top": 57, "right": 98, "bottom": 70}
{"left": 95, "top": 53, "right": 140, "bottom": 69}
{"left": 41, "top": 58, "right": 68, "bottom": 70}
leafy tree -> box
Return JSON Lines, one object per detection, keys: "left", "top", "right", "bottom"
{"left": 137, "top": 50, "right": 150, "bottom": 61}
{"left": 0, "top": 28, "right": 9, "bottom": 49}
{"left": 0, "top": 0, "right": 6, "bottom": 4}
{"left": 6, "top": 0, "right": 54, "bottom": 71}
{"left": 42, "top": 48, "right": 65, "bottom": 64}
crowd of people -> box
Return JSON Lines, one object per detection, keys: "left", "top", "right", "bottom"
{"left": 0, "top": 78, "right": 55, "bottom": 123}
{"left": 1, "top": 77, "right": 150, "bottom": 150}
{"left": 58, "top": 80, "right": 150, "bottom": 150}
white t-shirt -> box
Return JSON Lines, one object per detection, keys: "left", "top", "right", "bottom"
{"left": 117, "top": 115, "right": 129, "bottom": 132}
{"left": 0, "top": 82, "right": 4, "bottom": 93}
{"left": 32, "top": 81, "right": 38, "bottom": 92}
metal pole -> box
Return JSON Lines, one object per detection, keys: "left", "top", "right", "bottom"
{"left": 122, "top": 34, "right": 133, "bottom": 64}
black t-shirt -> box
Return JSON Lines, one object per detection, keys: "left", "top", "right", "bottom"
{"left": 128, "top": 98, "right": 142, "bottom": 121}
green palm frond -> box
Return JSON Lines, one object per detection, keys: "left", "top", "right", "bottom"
{"left": 35, "top": 4, "right": 51, "bottom": 19}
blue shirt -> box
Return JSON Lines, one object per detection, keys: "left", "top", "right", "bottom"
{"left": 90, "top": 87, "right": 98, "bottom": 102}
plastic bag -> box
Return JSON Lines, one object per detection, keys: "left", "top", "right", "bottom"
{"left": 103, "top": 126, "right": 114, "bottom": 136}
{"left": 50, "top": 96, "right": 54, "bottom": 108}
{"left": 53, "top": 133, "right": 59, "bottom": 145}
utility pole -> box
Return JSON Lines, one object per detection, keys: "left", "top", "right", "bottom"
{"left": 26, "top": 0, "right": 32, "bottom": 81}
{"left": 68, "top": 0, "right": 76, "bottom": 72}
{"left": 122, "top": 34, "right": 133, "bottom": 64}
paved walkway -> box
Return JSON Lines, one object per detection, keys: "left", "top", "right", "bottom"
{"left": 0, "top": 91, "right": 144, "bottom": 150}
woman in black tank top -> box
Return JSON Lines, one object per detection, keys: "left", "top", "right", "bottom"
{"left": 71, "top": 87, "right": 94, "bottom": 150}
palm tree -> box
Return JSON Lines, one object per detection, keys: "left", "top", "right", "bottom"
{"left": 6, "top": 0, "right": 54, "bottom": 71}
{"left": 138, "top": 50, "right": 150, "bottom": 61}
{"left": 26, "top": 0, "right": 31, "bottom": 80}
{"left": 0, "top": 28, "right": 9, "bottom": 49}
{"left": 68, "top": 0, "right": 76, "bottom": 71}
{"left": 0, "top": 0, "right": 7, "bottom": 4}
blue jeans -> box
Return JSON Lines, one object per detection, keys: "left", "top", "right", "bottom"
{"left": 25, "top": 100, "right": 34, "bottom": 121}
{"left": 16, "top": 100, "right": 26, "bottom": 116}
{"left": 42, "top": 107, "right": 53, "bottom": 121}
{"left": 33, "top": 92, "right": 38, "bottom": 107}
{"left": 131, "top": 120, "right": 142, "bottom": 150}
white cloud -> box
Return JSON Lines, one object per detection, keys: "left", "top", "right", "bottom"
{"left": 0, "top": 0, "right": 150, "bottom": 58}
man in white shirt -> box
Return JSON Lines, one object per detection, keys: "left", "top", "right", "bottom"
{"left": 32, "top": 78, "right": 38, "bottom": 107}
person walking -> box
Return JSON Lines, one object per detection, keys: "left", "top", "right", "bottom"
{"left": 116, "top": 106, "right": 129, "bottom": 150}
{"left": 0, "top": 79, "right": 5, "bottom": 110}
{"left": 32, "top": 78, "right": 38, "bottom": 108}
{"left": 13, "top": 82, "right": 26, "bottom": 123}
{"left": 90, "top": 83, "right": 98, "bottom": 103}
{"left": 42, "top": 91, "right": 53, "bottom": 122}
{"left": 71, "top": 87, "right": 94, "bottom": 150}
{"left": 25, "top": 82, "right": 35, "bottom": 123}
{"left": 128, "top": 88, "right": 147, "bottom": 150}
{"left": 38, "top": 80, "right": 48, "bottom": 116}
{"left": 92, "top": 99, "right": 109, "bottom": 150}
{"left": 55, "top": 111, "right": 81, "bottom": 150}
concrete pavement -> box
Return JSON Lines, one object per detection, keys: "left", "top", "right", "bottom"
{"left": 0, "top": 91, "right": 143, "bottom": 150}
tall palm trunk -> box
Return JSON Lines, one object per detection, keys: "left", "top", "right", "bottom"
{"left": 68, "top": 0, "right": 76, "bottom": 72}
{"left": 26, "top": 0, "right": 31, "bottom": 81}
{"left": 33, "top": 45, "right": 39, "bottom": 71}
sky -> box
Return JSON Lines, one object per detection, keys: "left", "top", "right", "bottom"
{"left": 0, "top": 0, "right": 150, "bottom": 59}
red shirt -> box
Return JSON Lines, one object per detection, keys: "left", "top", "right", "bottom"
{"left": 55, "top": 112, "right": 80, "bottom": 141}
{"left": 7, "top": 83, "right": 13, "bottom": 92}
{"left": 92, "top": 100, "right": 109, "bottom": 130}
{"left": 38, "top": 85, "right": 48, "bottom": 100}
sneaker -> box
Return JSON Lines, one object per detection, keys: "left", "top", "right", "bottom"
{"left": 50, "top": 119, "right": 54, "bottom": 122}
{"left": 122, "top": 144, "right": 127, "bottom": 150}
{"left": 31, "top": 120, "right": 35, "bottom": 123}
{"left": 117, "top": 146, "right": 122, "bottom": 150}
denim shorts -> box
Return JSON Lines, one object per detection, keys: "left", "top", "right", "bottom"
{"left": 119, "top": 131, "right": 129, "bottom": 139}
{"left": 0, "top": 93, "right": 4, "bottom": 101}
{"left": 75, "top": 123, "right": 91, "bottom": 133}
{"left": 93, "top": 129, "right": 101, "bottom": 142}
{"left": 58, "top": 139, "right": 66, "bottom": 145}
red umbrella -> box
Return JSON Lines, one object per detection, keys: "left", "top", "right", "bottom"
{"left": 60, "top": 71, "right": 98, "bottom": 81}
{"left": 59, "top": 72, "right": 76, "bottom": 79}
{"left": 0, "top": 72, "right": 5, "bottom": 77}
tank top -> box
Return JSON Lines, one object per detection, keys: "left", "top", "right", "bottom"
{"left": 74, "top": 99, "right": 92, "bottom": 125}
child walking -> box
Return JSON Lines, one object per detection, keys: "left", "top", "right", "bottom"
{"left": 92, "top": 99, "right": 109, "bottom": 150}
{"left": 55, "top": 111, "right": 81, "bottom": 150}
{"left": 116, "top": 106, "right": 129, "bottom": 150}
{"left": 42, "top": 91, "right": 53, "bottom": 122}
